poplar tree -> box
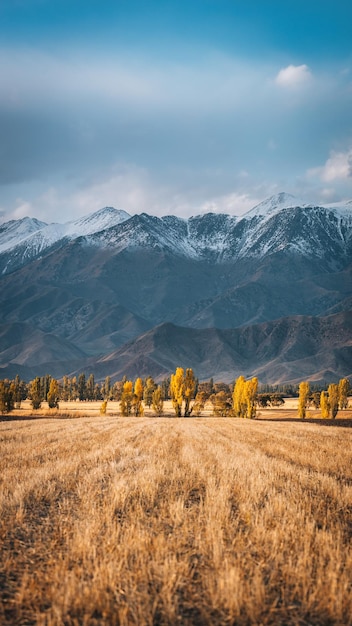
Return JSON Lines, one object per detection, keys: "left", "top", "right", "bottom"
{"left": 328, "top": 383, "right": 339, "bottom": 419}
{"left": 170, "top": 367, "right": 184, "bottom": 417}
{"left": 0, "top": 380, "right": 15, "bottom": 414}
{"left": 120, "top": 381, "right": 133, "bottom": 416}
{"left": 170, "top": 367, "right": 196, "bottom": 417}
{"left": 298, "top": 381, "right": 310, "bottom": 419}
{"left": 133, "top": 378, "right": 144, "bottom": 416}
{"left": 320, "top": 391, "right": 330, "bottom": 419}
{"left": 184, "top": 368, "right": 196, "bottom": 417}
{"left": 78, "top": 373, "right": 86, "bottom": 401}
{"left": 338, "top": 378, "right": 350, "bottom": 410}
{"left": 143, "top": 377, "right": 156, "bottom": 407}
{"left": 86, "top": 374, "right": 95, "bottom": 401}
{"left": 233, "top": 376, "right": 247, "bottom": 417}
{"left": 246, "top": 377, "right": 258, "bottom": 419}
{"left": 30, "top": 377, "right": 42, "bottom": 410}
{"left": 47, "top": 379, "right": 59, "bottom": 409}
{"left": 152, "top": 386, "right": 164, "bottom": 416}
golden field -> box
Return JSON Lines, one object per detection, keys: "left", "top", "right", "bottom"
{"left": 0, "top": 405, "right": 352, "bottom": 625}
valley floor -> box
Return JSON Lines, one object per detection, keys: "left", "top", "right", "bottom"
{"left": 0, "top": 415, "right": 351, "bottom": 625}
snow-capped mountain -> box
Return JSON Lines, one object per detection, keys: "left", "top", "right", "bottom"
{"left": 1, "top": 192, "right": 352, "bottom": 275}
{"left": 0, "top": 206, "right": 130, "bottom": 274}
{"left": 0, "top": 216, "right": 47, "bottom": 254}
{"left": 1, "top": 193, "right": 352, "bottom": 383}
{"left": 243, "top": 192, "right": 303, "bottom": 220}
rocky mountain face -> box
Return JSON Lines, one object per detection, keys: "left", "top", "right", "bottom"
{"left": 1, "top": 194, "right": 352, "bottom": 384}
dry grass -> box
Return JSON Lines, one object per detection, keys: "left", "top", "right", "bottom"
{"left": 0, "top": 412, "right": 351, "bottom": 625}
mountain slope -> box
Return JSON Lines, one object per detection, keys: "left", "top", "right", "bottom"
{"left": 71, "top": 312, "right": 352, "bottom": 385}
{"left": 1, "top": 193, "right": 352, "bottom": 383}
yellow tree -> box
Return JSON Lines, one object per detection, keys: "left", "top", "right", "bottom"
{"left": 338, "top": 378, "right": 350, "bottom": 410}
{"left": 120, "top": 380, "right": 133, "bottom": 416}
{"left": 298, "top": 381, "right": 310, "bottom": 419}
{"left": 184, "top": 368, "right": 196, "bottom": 417}
{"left": 328, "top": 383, "right": 339, "bottom": 419}
{"left": 232, "top": 375, "right": 246, "bottom": 417}
{"left": 170, "top": 367, "right": 185, "bottom": 417}
{"left": 133, "top": 378, "right": 144, "bottom": 416}
{"left": 47, "top": 378, "right": 59, "bottom": 409}
{"left": 245, "top": 377, "right": 258, "bottom": 419}
{"left": 320, "top": 391, "right": 329, "bottom": 419}
{"left": 152, "top": 386, "right": 164, "bottom": 416}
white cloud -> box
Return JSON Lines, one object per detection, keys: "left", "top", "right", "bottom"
{"left": 308, "top": 149, "right": 352, "bottom": 182}
{"left": 275, "top": 64, "right": 312, "bottom": 88}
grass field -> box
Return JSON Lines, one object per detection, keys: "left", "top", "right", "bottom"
{"left": 0, "top": 406, "right": 351, "bottom": 625}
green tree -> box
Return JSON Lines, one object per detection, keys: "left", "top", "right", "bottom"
{"left": 47, "top": 379, "right": 59, "bottom": 409}
{"left": 298, "top": 381, "right": 310, "bottom": 419}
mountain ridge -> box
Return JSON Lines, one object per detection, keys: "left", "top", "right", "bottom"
{"left": 1, "top": 192, "right": 352, "bottom": 384}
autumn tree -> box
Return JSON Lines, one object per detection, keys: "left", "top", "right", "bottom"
{"left": 120, "top": 381, "right": 133, "bottom": 416}
{"left": 143, "top": 377, "right": 156, "bottom": 407}
{"left": 0, "top": 380, "right": 15, "bottom": 414}
{"left": 170, "top": 367, "right": 185, "bottom": 417}
{"left": 29, "top": 377, "right": 42, "bottom": 410}
{"left": 184, "top": 368, "right": 196, "bottom": 417}
{"left": 246, "top": 377, "right": 258, "bottom": 419}
{"left": 103, "top": 376, "right": 111, "bottom": 400}
{"left": 320, "top": 391, "right": 330, "bottom": 419}
{"left": 13, "top": 374, "right": 22, "bottom": 409}
{"left": 78, "top": 373, "right": 86, "bottom": 401}
{"left": 192, "top": 391, "right": 208, "bottom": 416}
{"left": 132, "top": 378, "right": 144, "bottom": 416}
{"left": 338, "top": 378, "right": 350, "bottom": 410}
{"left": 298, "top": 381, "right": 310, "bottom": 419}
{"left": 328, "top": 383, "right": 339, "bottom": 419}
{"left": 152, "top": 386, "right": 164, "bottom": 416}
{"left": 210, "top": 391, "right": 232, "bottom": 416}
{"left": 86, "top": 374, "right": 95, "bottom": 401}
{"left": 47, "top": 378, "right": 59, "bottom": 409}
{"left": 233, "top": 375, "right": 246, "bottom": 417}
{"left": 170, "top": 367, "right": 196, "bottom": 417}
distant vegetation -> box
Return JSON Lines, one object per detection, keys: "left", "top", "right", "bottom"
{"left": 0, "top": 369, "right": 350, "bottom": 419}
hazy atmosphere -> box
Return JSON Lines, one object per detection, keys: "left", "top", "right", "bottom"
{"left": 1, "top": 0, "right": 352, "bottom": 223}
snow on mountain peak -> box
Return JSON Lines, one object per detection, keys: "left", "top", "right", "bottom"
{"left": 0, "top": 216, "right": 48, "bottom": 253}
{"left": 68, "top": 206, "right": 131, "bottom": 236}
{"left": 243, "top": 192, "right": 301, "bottom": 219}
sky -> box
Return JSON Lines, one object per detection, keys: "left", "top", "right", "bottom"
{"left": 0, "top": 0, "right": 352, "bottom": 223}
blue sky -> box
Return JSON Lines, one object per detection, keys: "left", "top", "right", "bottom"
{"left": 0, "top": 0, "right": 351, "bottom": 222}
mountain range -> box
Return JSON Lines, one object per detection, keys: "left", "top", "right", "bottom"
{"left": 1, "top": 192, "right": 352, "bottom": 385}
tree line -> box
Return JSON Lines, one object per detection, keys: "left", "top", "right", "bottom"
{"left": 0, "top": 370, "right": 350, "bottom": 419}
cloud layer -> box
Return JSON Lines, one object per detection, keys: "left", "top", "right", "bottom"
{"left": 0, "top": 38, "right": 351, "bottom": 221}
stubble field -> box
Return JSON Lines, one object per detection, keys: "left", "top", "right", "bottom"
{"left": 0, "top": 407, "right": 351, "bottom": 625}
